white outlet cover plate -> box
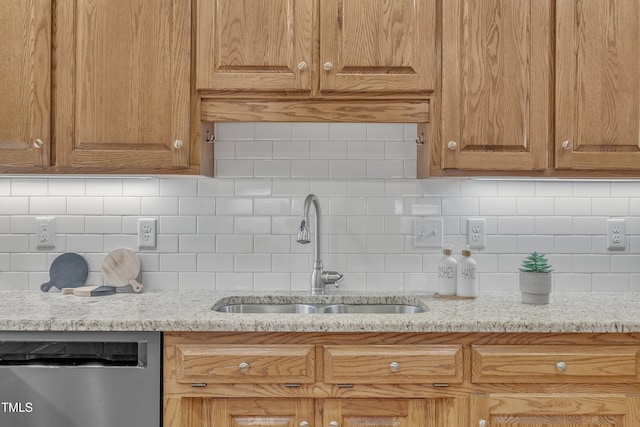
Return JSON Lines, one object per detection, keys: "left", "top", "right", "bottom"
{"left": 414, "top": 218, "right": 443, "bottom": 248}
{"left": 467, "top": 218, "right": 486, "bottom": 250}
{"left": 138, "top": 218, "right": 157, "bottom": 249}
{"left": 36, "top": 216, "right": 56, "bottom": 249}
{"left": 607, "top": 218, "right": 626, "bottom": 251}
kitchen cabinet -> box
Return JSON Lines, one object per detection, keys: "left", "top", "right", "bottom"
{"left": 197, "top": 0, "right": 435, "bottom": 123}
{"left": 0, "top": 0, "right": 51, "bottom": 170}
{"left": 163, "top": 332, "right": 462, "bottom": 427}
{"left": 55, "top": 0, "right": 193, "bottom": 173}
{"left": 469, "top": 340, "right": 640, "bottom": 427}
{"left": 164, "top": 332, "right": 640, "bottom": 427}
{"left": 555, "top": 0, "right": 640, "bottom": 171}
{"left": 432, "top": 0, "right": 553, "bottom": 175}
{"left": 429, "top": 0, "right": 640, "bottom": 177}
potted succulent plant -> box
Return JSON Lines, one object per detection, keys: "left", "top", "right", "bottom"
{"left": 519, "top": 252, "right": 553, "bottom": 304}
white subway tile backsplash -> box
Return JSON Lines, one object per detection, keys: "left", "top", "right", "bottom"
{"left": 329, "top": 123, "right": 367, "bottom": 140}
{"left": 348, "top": 141, "right": 385, "bottom": 159}
{"left": 273, "top": 141, "right": 310, "bottom": 159}
{"left": 291, "top": 160, "right": 328, "bottom": 178}
{"left": 1, "top": 123, "right": 639, "bottom": 293}
{"left": 329, "top": 160, "right": 366, "bottom": 178}
{"left": 292, "top": 123, "right": 330, "bottom": 140}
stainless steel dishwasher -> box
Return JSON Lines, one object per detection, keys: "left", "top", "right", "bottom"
{"left": 0, "top": 331, "right": 161, "bottom": 427}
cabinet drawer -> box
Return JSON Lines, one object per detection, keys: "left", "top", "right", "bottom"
{"left": 324, "top": 345, "right": 463, "bottom": 384}
{"left": 472, "top": 345, "right": 640, "bottom": 383}
{"left": 175, "top": 344, "right": 315, "bottom": 384}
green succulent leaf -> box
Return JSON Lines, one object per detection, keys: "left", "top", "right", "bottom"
{"left": 519, "top": 251, "right": 553, "bottom": 273}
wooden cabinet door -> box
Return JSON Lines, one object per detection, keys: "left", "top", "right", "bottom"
{"left": 471, "top": 393, "right": 640, "bottom": 427}
{"left": 320, "top": 0, "right": 435, "bottom": 94}
{"left": 56, "top": 0, "right": 191, "bottom": 172}
{"left": 0, "top": 0, "right": 51, "bottom": 169}
{"left": 556, "top": 0, "right": 640, "bottom": 170}
{"left": 440, "top": 0, "right": 552, "bottom": 171}
{"left": 209, "top": 398, "right": 313, "bottom": 427}
{"left": 197, "top": 0, "right": 313, "bottom": 92}
{"left": 324, "top": 399, "right": 429, "bottom": 427}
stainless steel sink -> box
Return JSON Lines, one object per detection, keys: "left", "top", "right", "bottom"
{"left": 214, "top": 304, "right": 318, "bottom": 314}
{"left": 322, "top": 304, "right": 425, "bottom": 314}
{"left": 213, "top": 302, "right": 425, "bottom": 314}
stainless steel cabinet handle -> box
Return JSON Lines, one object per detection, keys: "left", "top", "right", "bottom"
{"left": 298, "top": 62, "right": 308, "bottom": 71}
{"left": 33, "top": 139, "right": 44, "bottom": 149}
{"left": 173, "top": 139, "right": 184, "bottom": 149}
{"left": 300, "top": 422, "right": 309, "bottom": 427}
{"left": 389, "top": 361, "right": 400, "bottom": 372}
{"left": 479, "top": 420, "right": 488, "bottom": 427}
{"left": 562, "top": 140, "right": 572, "bottom": 150}
{"left": 323, "top": 62, "right": 334, "bottom": 71}
{"left": 329, "top": 422, "right": 339, "bottom": 427}
{"left": 447, "top": 141, "right": 458, "bottom": 150}
{"left": 556, "top": 361, "right": 567, "bottom": 372}
{"left": 238, "top": 362, "right": 250, "bottom": 372}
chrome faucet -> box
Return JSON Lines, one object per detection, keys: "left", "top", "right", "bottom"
{"left": 297, "top": 194, "right": 343, "bottom": 295}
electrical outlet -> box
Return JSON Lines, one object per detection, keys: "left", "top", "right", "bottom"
{"left": 607, "top": 218, "right": 625, "bottom": 250}
{"left": 35, "top": 217, "right": 56, "bottom": 249}
{"left": 467, "top": 218, "right": 486, "bottom": 250}
{"left": 414, "top": 218, "right": 443, "bottom": 248}
{"left": 138, "top": 218, "right": 157, "bottom": 249}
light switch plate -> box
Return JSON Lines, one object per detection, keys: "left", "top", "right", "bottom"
{"left": 414, "top": 218, "right": 443, "bottom": 248}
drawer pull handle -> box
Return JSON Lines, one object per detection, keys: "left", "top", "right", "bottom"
{"left": 33, "top": 139, "right": 44, "bottom": 149}
{"left": 479, "top": 420, "right": 487, "bottom": 427}
{"left": 447, "top": 140, "right": 458, "bottom": 150}
{"left": 300, "top": 422, "right": 309, "bottom": 427}
{"left": 238, "top": 362, "right": 250, "bottom": 373}
{"left": 389, "top": 361, "right": 400, "bottom": 372}
{"left": 556, "top": 361, "right": 567, "bottom": 373}
{"left": 562, "top": 140, "right": 573, "bottom": 150}
{"left": 329, "top": 422, "right": 339, "bottom": 427}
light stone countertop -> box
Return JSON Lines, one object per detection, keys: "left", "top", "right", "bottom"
{"left": 1, "top": 290, "right": 640, "bottom": 333}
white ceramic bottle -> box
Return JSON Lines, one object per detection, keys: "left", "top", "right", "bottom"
{"left": 437, "top": 245, "right": 457, "bottom": 296}
{"left": 456, "top": 245, "right": 478, "bottom": 297}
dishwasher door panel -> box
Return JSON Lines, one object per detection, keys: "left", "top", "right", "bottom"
{"left": 0, "top": 331, "right": 161, "bottom": 427}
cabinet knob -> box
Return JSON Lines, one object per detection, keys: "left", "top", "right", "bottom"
{"left": 479, "top": 420, "right": 488, "bottom": 427}
{"left": 173, "top": 139, "right": 184, "bottom": 149}
{"left": 562, "top": 140, "right": 572, "bottom": 150}
{"left": 33, "top": 139, "right": 44, "bottom": 149}
{"left": 447, "top": 140, "right": 458, "bottom": 151}
{"left": 556, "top": 361, "right": 567, "bottom": 372}
{"left": 323, "top": 62, "right": 334, "bottom": 71}
{"left": 389, "top": 361, "right": 400, "bottom": 372}
{"left": 300, "top": 422, "right": 309, "bottom": 427}
{"left": 329, "top": 422, "right": 339, "bottom": 427}
{"left": 298, "top": 62, "right": 308, "bottom": 71}
{"left": 238, "top": 362, "right": 250, "bottom": 373}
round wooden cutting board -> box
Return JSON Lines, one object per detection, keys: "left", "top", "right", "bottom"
{"left": 101, "top": 248, "right": 143, "bottom": 293}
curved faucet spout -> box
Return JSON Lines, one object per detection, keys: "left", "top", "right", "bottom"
{"left": 296, "top": 194, "right": 342, "bottom": 295}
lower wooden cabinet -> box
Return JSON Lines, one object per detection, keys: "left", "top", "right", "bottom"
{"left": 471, "top": 393, "right": 640, "bottom": 427}
{"left": 164, "top": 332, "right": 640, "bottom": 427}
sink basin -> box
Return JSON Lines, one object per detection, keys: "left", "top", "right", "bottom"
{"left": 213, "top": 302, "right": 425, "bottom": 314}
{"left": 215, "top": 304, "right": 318, "bottom": 314}
{"left": 322, "top": 304, "right": 425, "bottom": 314}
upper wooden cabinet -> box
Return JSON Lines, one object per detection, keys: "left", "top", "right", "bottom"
{"left": 430, "top": 0, "right": 640, "bottom": 177}
{"left": 435, "top": 0, "right": 553, "bottom": 174}
{"left": 555, "top": 0, "right": 640, "bottom": 171}
{"left": 0, "top": 0, "right": 51, "bottom": 170}
{"left": 319, "top": 0, "right": 435, "bottom": 95}
{"left": 197, "top": 0, "right": 436, "bottom": 97}
{"left": 196, "top": 0, "right": 313, "bottom": 93}
{"left": 56, "top": 0, "right": 192, "bottom": 172}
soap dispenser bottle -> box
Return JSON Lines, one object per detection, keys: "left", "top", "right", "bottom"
{"left": 437, "top": 245, "right": 457, "bottom": 296}
{"left": 457, "top": 245, "right": 478, "bottom": 297}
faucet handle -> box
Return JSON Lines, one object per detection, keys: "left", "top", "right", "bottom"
{"left": 322, "top": 271, "right": 343, "bottom": 288}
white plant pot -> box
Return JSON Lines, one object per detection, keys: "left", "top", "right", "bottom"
{"left": 519, "top": 272, "right": 552, "bottom": 304}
